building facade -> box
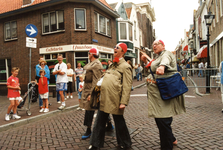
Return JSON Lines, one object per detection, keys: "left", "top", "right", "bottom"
{"left": 0, "top": 0, "right": 119, "bottom": 95}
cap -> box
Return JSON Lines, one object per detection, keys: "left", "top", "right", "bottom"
{"left": 118, "top": 43, "right": 127, "bottom": 53}
{"left": 89, "top": 48, "right": 99, "bottom": 56}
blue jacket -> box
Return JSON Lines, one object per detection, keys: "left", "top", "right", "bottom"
{"left": 36, "top": 64, "right": 50, "bottom": 83}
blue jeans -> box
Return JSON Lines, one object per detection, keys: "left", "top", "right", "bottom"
{"left": 76, "top": 77, "right": 80, "bottom": 91}
{"left": 136, "top": 73, "right": 142, "bottom": 81}
{"left": 198, "top": 70, "right": 203, "bottom": 77}
{"left": 57, "top": 91, "right": 65, "bottom": 102}
{"left": 78, "top": 91, "right": 82, "bottom": 99}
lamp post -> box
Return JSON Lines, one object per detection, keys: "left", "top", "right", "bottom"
{"left": 190, "top": 42, "right": 193, "bottom": 76}
{"left": 204, "top": 12, "right": 215, "bottom": 93}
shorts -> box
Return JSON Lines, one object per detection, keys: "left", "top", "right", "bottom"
{"left": 9, "top": 97, "right": 23, "bottom": 101}
{"left": 78, "top": 91, "right": 82, "bottom": 99}
{"left": 56, "top": 83, "right": 67, "bottom": 91}
{"left": 39, "top": 92, "right": 49, "bottom": 99}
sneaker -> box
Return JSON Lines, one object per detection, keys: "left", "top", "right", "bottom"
{"left": 94, "top": 114, "right": 97, "bottom": 118}
{"left": 39, "top": 108, "right": 45, "bottom": 112}
{"left": 82, "top": 128, "right": 91, "bottom": 139}
{"left": 65, "top": 98, "right": 67, "bottom": 101}
{"left": 57, "top": 101, "right": 61, "bottom": 103}
{"left": 66, "top": 96, "right": 69, "bottom": 99}
{"left": 58, "top": 105, "right": 66, "bottom": 110}
{"left": 44, "top": 108, "right": 49, "bottom": 112}
{"left": 5, "top": 114, "right": 10, "bottom": 121}
{"left": 70, "top": 95, "right": 73, "bottom": 99}
{"left": 77, "top": 107, "right": 81, "bottom": 110}
{"left": 82, "top": 108, "right": 85, "bottom": 111}
{"left": 12, "top": 114, "right": 21, "bottom": 119}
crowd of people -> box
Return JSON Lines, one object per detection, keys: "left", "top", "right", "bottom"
{"left": 5, "top": 41, "right": 188, "bottom": 150}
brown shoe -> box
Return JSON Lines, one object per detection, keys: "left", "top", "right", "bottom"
{"left": 173, "top": 140, "right": 178, "bottom": 145}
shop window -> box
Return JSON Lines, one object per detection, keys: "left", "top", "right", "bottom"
{"left": 4, "top": 21, "right": 17, "bottom": 41}
{"left": 74, "top": 8, "right": 86, "bottom": 30}
{"left": 100, "top": 53, "right": 107, "bottom": 58}
{"left": 94, "top": 12, "right": 111, "bottom": 37}
{"left": 42, "top": 10, "right": 64, "bottom": 34}
{"left": 75, "top": 52, "right": 88, "bottom": 57}
{"left": 120, "top": 23, "right": 127, "bottom": 40}
{"left": 0, "top": 59, "right": 11, "bottom": 83}
{"left": 44, "top": 54, "right": 50, "bottom": 60}
{"left": 52, "top": 54, "right": 58, "bottom": 59}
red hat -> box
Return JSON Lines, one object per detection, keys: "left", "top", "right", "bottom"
{"left": 159, "top": 40, "right": 165, "bottom": 46}
{"left": 118, "top": 43, "right": 127, "bottom": 53}
{"left": 89, "top": 48, "right": 99, "bottom": 56}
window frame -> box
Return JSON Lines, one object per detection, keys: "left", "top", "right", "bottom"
{"left": 4, "top": 21, "right": 17, "bottom": 41}
{"left": 118, "top": 22, "right": 133, "bottom": 42}
{"left": 41, "top": 10, "right": 65, "bottom": 35}
{"left": 94, "top": 12, "right": 111, "bottom": 37}
{"left": 0, "top": 59, "right": 11, "bottom": 84}
{"left": 74, "top": 8, "right": 87, "bottom": 31}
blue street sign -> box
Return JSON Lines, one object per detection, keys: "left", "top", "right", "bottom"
{"left": 25, "top": 24, "right": 38, "bottom": 38}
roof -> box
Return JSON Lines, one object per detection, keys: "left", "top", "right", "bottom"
{"left": 0, "top": 0, "right": 112, "bottom": 14}
{"left": 125, "top": 8, "right": 132, "bottom": 19}
{"left": 109, "top": 2, "right": 118, "bottom": 10}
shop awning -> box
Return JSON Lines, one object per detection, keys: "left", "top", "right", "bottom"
{"left": 124, "top": 52, "right": 136, "bottom": 58}
{"left": 183, "top": 45, "right": 188, "bottom": 51}
{"left": 192, "top": 56, "right": 199, "bottom": 62}
{"left": 197, "top": 45, "right": 207, "bottom": 58}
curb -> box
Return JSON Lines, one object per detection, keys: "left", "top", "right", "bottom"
{"left": 0, "top": 104, "right": 79, "bottom": 132}
{"left": 133, "top": 82, "right": 146, "bottom": 89}
{"left": 187, "top": 76, "right": 210, "bottom": 97}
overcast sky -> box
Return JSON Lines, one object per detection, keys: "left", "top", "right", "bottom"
{"left": 106, "top": 0, "right": 199, "bottom": 51}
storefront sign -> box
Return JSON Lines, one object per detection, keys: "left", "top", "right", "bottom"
{"left": 40, "top": 44, "right": 114, "bottom": 54}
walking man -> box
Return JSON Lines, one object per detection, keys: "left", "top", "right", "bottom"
{"left": 53, "top": 54, "right": 68, "bottom": 110}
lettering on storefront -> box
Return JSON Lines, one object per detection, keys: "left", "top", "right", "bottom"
{"left": 46, "top": 47, "right": 63, "bottom": 52}
{"left": 73, "top": 45, "right": 93, "bottom": 50}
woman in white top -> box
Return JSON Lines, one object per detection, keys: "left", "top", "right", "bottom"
{"left": 66, "top": 63, "right": 74, "bottom": 98}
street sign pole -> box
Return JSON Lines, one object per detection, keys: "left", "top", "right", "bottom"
{"left": 29, "top": 48, "right": 31, "bottom": 83}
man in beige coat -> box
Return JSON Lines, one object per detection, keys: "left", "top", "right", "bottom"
{"left": 88, "top": 43, "right": 132, "bottom": 150}
{"left": 80, "top": 48, "right": 113, "bottom": 140}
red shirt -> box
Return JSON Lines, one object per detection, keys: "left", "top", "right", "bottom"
{"left": 7, "top": 76, "right": 20, "bottom": 98}
{"left": 38, "top": 77, "right": 48, "bottom": 94}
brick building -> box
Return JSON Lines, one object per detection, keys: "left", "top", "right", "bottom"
{"left": 0, "top": 0, "right": 119, "bottom": 95}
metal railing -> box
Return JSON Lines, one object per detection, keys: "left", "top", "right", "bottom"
{"left": 181, "top": 68, "right": 221, "bottom": 89}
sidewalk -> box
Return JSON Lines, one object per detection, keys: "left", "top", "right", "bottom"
{"left": 0, "top": 79, "right": 145, "bottom": 131}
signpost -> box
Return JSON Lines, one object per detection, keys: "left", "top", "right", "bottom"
{"left": 25, "top": 24, "right": 38, "bottom": 83}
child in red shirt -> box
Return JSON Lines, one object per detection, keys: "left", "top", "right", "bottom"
{"left": 5, "top": 67, "right": 22, "bottom": 121}
{"left": 35, "top": 70, "right": 49, "bottom": 113}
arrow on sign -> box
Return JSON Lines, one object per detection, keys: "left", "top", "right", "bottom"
{"left": 26, "top": 26, "right": 37, "bottom": 36}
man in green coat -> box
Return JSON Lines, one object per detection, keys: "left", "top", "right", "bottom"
{"left": 87, "top": 43, "right": 132, "bottom": 150}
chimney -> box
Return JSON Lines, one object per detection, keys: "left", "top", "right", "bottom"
{"left": 23, "top": 0, "right": 32, "bottom": 5}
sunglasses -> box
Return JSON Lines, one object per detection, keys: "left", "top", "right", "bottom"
{"left": 114, "top": 46, "right": 120, "bottom": 49}
{"left": 58, "top": 65, "right": 60, "bottom": 70}
{"left": 41, "top": 63, "right": 45, "bottom": 65}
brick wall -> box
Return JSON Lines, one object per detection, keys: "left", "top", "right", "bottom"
{"left": 0, "top": 2, "right": 117, "bottom": 95}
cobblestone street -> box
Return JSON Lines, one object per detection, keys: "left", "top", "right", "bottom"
{"left": 0, "top": 84, "right": 223, "bottom": 150}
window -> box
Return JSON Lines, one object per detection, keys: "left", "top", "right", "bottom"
{"left": 120, "top": 23, "right": 127, "bottom": 40}
{"left": 4, "top": 21, "right": 17, "bottom": 40}
{"left": 0, "top": 59, "right": 11, "bottom": 83}
{"left": 129, "top": 24, "right": 133, "bottom": 41}
{"left": 76, "top": 52, "right": 88, "bottom": 57}
{"left": 75, "top": 9, "right": 86, "bottom": 30}
{"left": 134, "top": 21, "right": 136, "bottom": 40}
{"left": 99, "top": 15, "right": 106, "bottom": 34}
{"left": 94, "top": 12, "right": 111, "bottom": 37}
{"left": 215, "top": 0, "right": 219, "bottom": 22}
{"left": 42, "top": 10, "right": 64, "bottom": 34}
{"left": 107, "top": 19, "right": 111, "bottom": 36}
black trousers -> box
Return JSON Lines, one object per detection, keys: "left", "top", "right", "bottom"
{"left": 66, "top": 81, "right": 73, "bottom": 93}
{"left": 155, "top": 117, "right": 176, "bottom": 150}
{"left": 90, "top": 110, "right": 132, "bottom": 148}
{"left": 83, "top": 110, "right": 111, "bottom": 127}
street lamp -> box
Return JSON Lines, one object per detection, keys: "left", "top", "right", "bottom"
{"left": 190, "top": 42, "right": 193, "bottom": 76}
{"left": 204, "top": 12, "right": 215, "bottom": 93}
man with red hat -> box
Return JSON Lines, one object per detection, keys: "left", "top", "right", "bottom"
{"left": 87, "top": 43, "right": 132, "bottom": 150}
{"left": 80, "top": 48, "right": 114, "bottom": 140}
